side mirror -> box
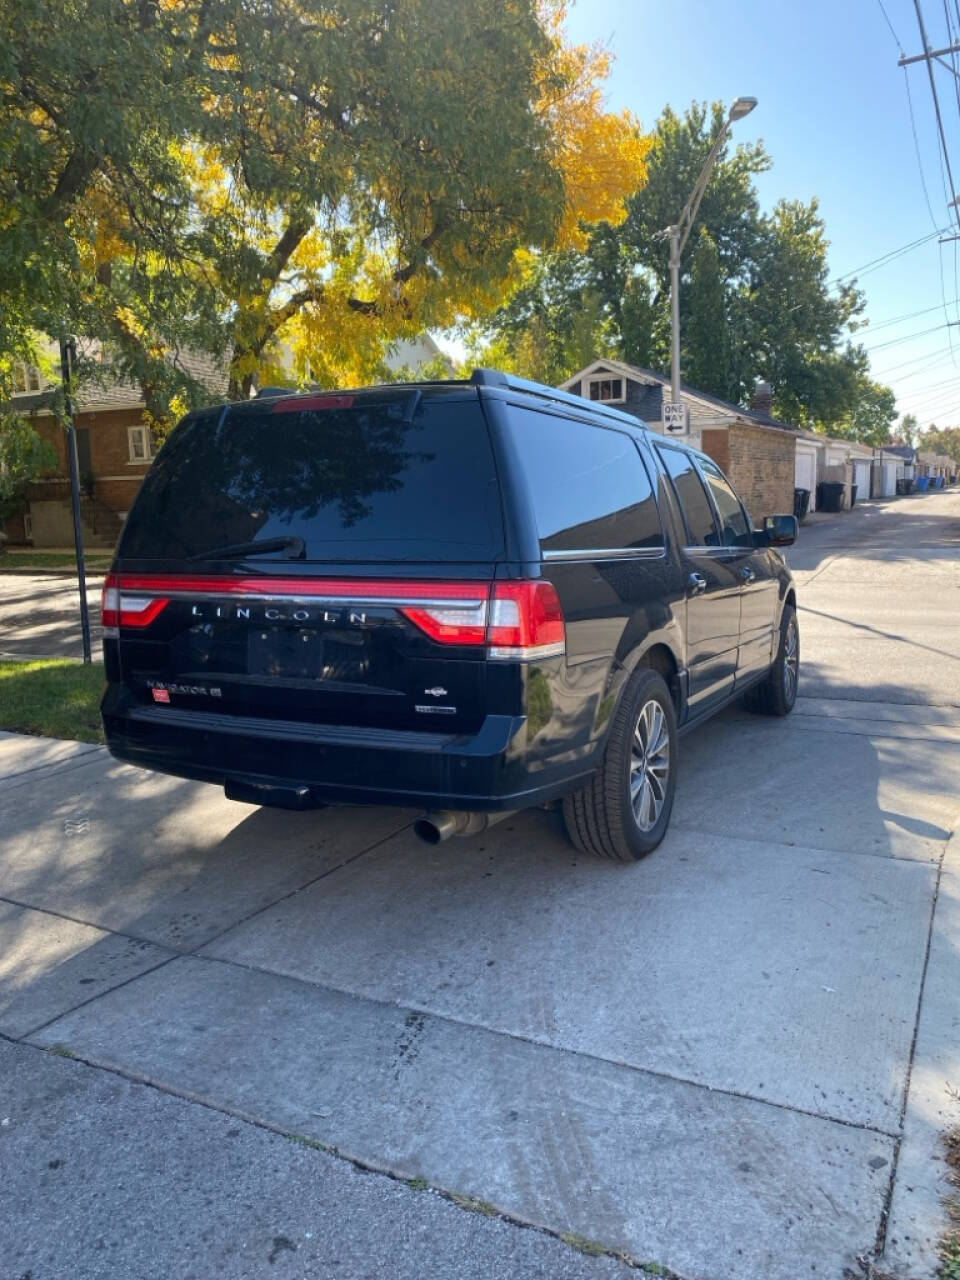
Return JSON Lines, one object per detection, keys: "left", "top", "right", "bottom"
{"left": 762, "top": 514, "right": 798, "bottom": 547}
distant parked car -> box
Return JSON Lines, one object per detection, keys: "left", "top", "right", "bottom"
{"left": 100, "top": 370, "right": 799, "bottom": 861}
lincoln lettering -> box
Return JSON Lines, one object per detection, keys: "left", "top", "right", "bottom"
{"left": 189, "top": 604, "right": 367, "bottom": 624}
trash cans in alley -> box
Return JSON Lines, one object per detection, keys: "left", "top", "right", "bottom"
{"left": 915, "top": 476, "right": 930, "bottom": 492}
{"left": 793, "top": 487, "right": 811, "bottom": 521}
{"left": 819, "top": 481, "right": 846, "bottom": 512}
{"left": 896, "top": 478, "right": 915, "bottom": 495}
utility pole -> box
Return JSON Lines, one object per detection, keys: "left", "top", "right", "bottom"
{"left": 663, "top": 97, "right": 757, "bottom": 418}
{"left": 59, "top": 337, "right": 92, "bottom": 664}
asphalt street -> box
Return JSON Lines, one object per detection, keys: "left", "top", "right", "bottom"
{"left": 2, "top": 489, "right": 960, "bottom": 1279}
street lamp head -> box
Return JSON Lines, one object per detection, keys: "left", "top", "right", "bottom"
{"left": 728, "top": 96, "right": 758, "bottom": 122}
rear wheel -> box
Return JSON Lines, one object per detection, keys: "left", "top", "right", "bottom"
{"left": 562, "top": 666, "right": 678, "bottom": 862}
{"left": 745, "top": 604, "right": 799, "bottom": 716}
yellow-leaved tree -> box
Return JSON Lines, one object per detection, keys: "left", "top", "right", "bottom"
{"left": 1, "top": 0, "right": 650, "bottom": 415}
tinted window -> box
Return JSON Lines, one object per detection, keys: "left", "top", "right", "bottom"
{"left": 698, "top": 457, "right": 752, "bottom": 548}
{"left": 506, "top": 408, "right": 663, "bottom": 552}
{"left": 657, "top": 446, "right": 719, "bottom": 546}
{"left": 119, "top": 393, "right": 505, "bottom": 563}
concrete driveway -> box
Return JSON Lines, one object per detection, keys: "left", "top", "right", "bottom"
{"left": 2, "top": 490, "right": 960, "bottom": 1279}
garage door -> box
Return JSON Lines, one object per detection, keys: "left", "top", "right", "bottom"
{"left": 854, "top": 460, "right": 872, "bottom": 498}
{"left": 795, "top": 450, "right": 816, "bottom": 500}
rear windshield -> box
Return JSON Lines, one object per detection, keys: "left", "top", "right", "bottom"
{"left": 118, "top": 392, "right": 505, "bottom": 563}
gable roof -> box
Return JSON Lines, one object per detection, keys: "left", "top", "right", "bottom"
{"left": 2, "top": 349, "right": 228, "bottom": 416}
{"left": 559, "top": 357, "right": 800, "bottom": 433}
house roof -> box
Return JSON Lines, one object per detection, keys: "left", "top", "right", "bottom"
{"left": 882, "top": 444, "right": 918, "bottom": 460}
{"left": 2, "top": 349, "right": 227, "bottom": 416}
{"left": 559, "top": 358, "right": 801, "bottom": 434}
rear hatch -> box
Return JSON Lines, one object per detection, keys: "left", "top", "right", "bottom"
{"left": 107, "top": 388, "right": 507, "bottom": 736}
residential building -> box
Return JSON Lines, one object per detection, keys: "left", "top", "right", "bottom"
{"left": 1, "top": 346, "right": 224, "bottom": 548}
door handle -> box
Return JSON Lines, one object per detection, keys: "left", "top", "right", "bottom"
{"left": 688, "top": 572, "right": 707, "bottom": 596}
{"left": 740, "top": 567, "right": 756, "bottom": 583}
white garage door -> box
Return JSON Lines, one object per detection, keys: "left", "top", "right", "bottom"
{"left": 854, "top": 460, "right": 872, "bottom": 498}
{"left": 795, "top": 450, "right": 816, "bottom": 497}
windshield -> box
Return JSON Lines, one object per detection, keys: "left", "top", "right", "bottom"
{"left": 118, "top": 391, "right": 506, "bottom": 563}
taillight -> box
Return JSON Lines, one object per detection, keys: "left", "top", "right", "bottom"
{"left": 101, "top": 574, "right": 170, "bottom": 632}
{"left": 399, "top": 580, "right": 565, "bottom": 660}
{"left": 486, "top": 582, "right": 566, "bottom": 659}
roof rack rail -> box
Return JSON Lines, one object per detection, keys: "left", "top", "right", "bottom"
{"left": 255, "top": 386, "right": 297, "bottom": 399}
{"left": 469, "top": 367, "right": 645, "bottom": 429}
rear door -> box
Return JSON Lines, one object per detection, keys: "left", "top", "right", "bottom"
{"left": 656, "top": 444, "right": 740, "bottom": 715}
{"left": 695, "top": 455, "right": 779, "bottom": 683}
{"left": 110, "top": 390, "right": 506, "bottom": 736}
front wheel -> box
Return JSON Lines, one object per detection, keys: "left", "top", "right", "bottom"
{"left": 745, "top": 604, "right": 799, "bottom": 716}
{"left": 562, "top": 666, "right": 678, "bottom": 862}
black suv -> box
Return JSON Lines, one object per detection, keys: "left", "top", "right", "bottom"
{"left": 101, "top": 370, "right": 799, "bottom": 862}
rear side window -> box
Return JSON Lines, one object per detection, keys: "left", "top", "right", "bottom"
{"left": 697, "top": 456, "right": 752, "bottom": 547}
{"left": 505, "top": 407, "right": 663, "bottom": 553}
{"left": 118, "top": 393, "right": 505, "bottom": 563}
{"left": 657, "top": 446, "right": 719, "bottom": 547}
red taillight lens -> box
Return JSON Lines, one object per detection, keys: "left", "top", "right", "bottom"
{"left": 399, "top": 580, "right": 565, "bottom": 659}
{"left": 101, "top": 575, "right": 119, "bottom": 629}
{"left": 486, "top": 582, "right": 566, "bottom": 659}
{"left": 101, "top": 574, "right": 170, "bottom": 630}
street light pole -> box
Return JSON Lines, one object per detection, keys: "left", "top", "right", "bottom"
{"left": 665, "top": 97, "right": 757, "bottom": 408}
{"left": 59, "top": 336, "right": 92, "bottom": 664}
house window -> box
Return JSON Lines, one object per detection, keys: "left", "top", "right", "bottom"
{"left": 127, "top": 425, "right": 157, "bottom": 463}
{"left": 12, "top": 363, "right": 41, "bottom": 394}
{"left": 586, "top": 376, "right": 625, "bottom": 404}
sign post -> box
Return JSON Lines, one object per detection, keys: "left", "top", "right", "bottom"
{"left": 663, "top": 400, "right": 690, "bottom": 437}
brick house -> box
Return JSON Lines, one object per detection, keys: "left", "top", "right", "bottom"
{"left": 2, "top": 351, "right": 223, "bottom": 548}
{"left": 559, "top": 359, "right": 798, "bottom": 523}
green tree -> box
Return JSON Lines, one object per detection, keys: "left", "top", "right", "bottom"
{"left": 686, "top": 228, "right": 729, "bottom": 398}
{"left": 1, "top": 0, "right": 649, "bottom": 417}
{"left": 0, "top": 415, "right": 58, "bottom": 527}
{"left": 472, "top": 100, "right": 869, "bottom": 431}
{"left": 922, "top": 425, "right": 960, "bottom": 464}
{"left": 825, "top": 378, "right": 898, "bottom": 447}
{"left": 898, "top": 413, "right": 919, "bottom": 447}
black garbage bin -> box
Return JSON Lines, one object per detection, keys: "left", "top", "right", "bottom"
{"left": 819, "top": 481, "right": 846, "bottom": 513}
{"left": 793, "top": 487, "right": 811, "bottom": 520}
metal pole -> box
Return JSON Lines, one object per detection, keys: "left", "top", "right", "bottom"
{"left": 669, "top": 226, "right": 681, "bottom": 406}
{"left": 59, "top": 337, "right": 92, "bottom": 664}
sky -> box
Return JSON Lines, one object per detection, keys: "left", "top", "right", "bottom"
{"left": 559, "top": 0, "right": 960, "bottom": 430}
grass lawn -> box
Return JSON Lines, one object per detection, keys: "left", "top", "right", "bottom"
{"left": 0, "top": 659, "right": 105, "bottom": 743}
{"left": 0, "top": 549, "right": 113, "bottom": 572}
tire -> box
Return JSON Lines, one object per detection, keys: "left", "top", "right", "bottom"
{"left": 562, "top": 666, "right": 678, "bottom": 862}
{"left": 744, "top": 604, "right": 799, "bottom": 716}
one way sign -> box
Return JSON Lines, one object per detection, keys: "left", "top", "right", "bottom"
{"left": 663, "top": 401, "right": 689, "bottom": 435}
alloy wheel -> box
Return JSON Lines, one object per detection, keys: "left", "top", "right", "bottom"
{"left": 783, "top": 617, "right": 799, "bottom": 702}
{"left": 630, "top": 699, "right": 671, "bottom": 833}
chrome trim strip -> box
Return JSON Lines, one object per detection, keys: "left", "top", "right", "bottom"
{"left": 130, "top": 591, "right": 486, "bottom": 610}
{"left": 541, "top": 547, "right": 665, "bottom": 562}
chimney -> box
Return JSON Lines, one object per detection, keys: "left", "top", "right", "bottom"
{"left": 751, "top": 381, "right": 774, "bottom": 418}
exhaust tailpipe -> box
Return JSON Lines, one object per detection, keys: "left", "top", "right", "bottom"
{"left": 413, "top": 810, "right": 515, "bottom": 846}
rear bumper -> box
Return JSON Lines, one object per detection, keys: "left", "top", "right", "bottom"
{"left": 101, "top": 687, "right": 597, "bottom": 811}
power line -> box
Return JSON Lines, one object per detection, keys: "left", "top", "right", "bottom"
{"left": 910, "top": 1, "right": 960, "bottom": 226}
{"left": 878, "top": 0, "right": 905, "bottom": 48}
{"left": 859, "top": 320, "right": 959, "bottom": 351}
{"left": 906, "top": 61, "right": 942, "bottom": 227}
{"left": 832, "top": 227, "right": 945, "bottom": 284}
{"left": 857, "top": 295, "right": 960, "bottom": 330}
{"left": 872, "top": 343, "right": 954, "bottom": 376}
